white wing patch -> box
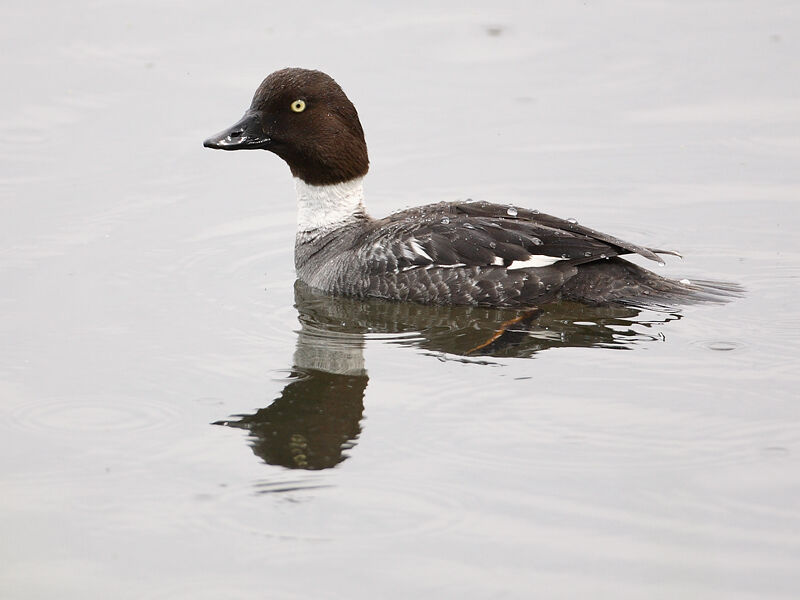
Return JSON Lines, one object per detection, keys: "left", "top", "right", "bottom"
{"left": 407, "top": 238, "right": 433, "bottom": 262}
{"left": 507, "top": 255, "right": 566, "bottom": 270}
{"left": 401, "top": 262, "right": 466, "bottom": 273}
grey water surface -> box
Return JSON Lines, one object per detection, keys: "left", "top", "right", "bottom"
{"left": 2, "top": 1, "right": 799, "bottom": 599}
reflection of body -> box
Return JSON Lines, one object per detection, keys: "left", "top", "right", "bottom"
{"left": 216, "top": 282, "right": 681, "bottom": 470}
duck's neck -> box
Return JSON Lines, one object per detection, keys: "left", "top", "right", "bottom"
{"left": 294, "top": 176, "right": 368, "bottom": 234}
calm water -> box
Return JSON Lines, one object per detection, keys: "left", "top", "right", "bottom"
{"left": 2, "top": 1, "right": 799, "bottom": 598}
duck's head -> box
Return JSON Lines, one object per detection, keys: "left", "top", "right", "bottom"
{"left": 204, "top": 68, "right": 369, "bottom": 186}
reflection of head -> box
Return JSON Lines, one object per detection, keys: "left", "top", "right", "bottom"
{"left": 216, "top": 368, "right": 366, "bottom": 470}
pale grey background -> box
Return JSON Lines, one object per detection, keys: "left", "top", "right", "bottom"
{"left": 1, "top": 1, "right": 799, "bottom": 599}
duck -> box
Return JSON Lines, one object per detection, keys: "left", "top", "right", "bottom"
{"left": 204, "top": 67, "right": 736, "bottom": 308}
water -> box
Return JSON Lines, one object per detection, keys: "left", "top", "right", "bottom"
{"left": 2, "top": 1, "right": 800, "bottom": 598}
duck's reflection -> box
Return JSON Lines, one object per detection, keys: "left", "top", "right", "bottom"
{"left": 215, "top": 368, "right": 366, "bottom": 470}
{"left": 215, "top": 281, "right": 681, "bottom": 470}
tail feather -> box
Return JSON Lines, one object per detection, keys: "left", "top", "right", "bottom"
{"left": 562, "top": 257, "right": 744, "bottom": 307}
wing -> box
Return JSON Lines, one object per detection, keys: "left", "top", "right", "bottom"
{"left": 361, "top": 200, "right": 677, "bottom": 275}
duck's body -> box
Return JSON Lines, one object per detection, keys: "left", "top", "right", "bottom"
{"left": 292, "top": 181, "right": 699, "bottom": 307}
{"left": 205, "top": 68, "right": 735, "bottom": 307}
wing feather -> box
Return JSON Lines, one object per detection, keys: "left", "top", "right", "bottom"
{"left": 362, "top": 201, "right": 674, "bottom": 275}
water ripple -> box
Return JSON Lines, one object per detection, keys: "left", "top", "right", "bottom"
{"left": 6, "top": 395, "right": 177, "bottom": 436}
{"left": 197, "top": 474, "right": 467, "bottom": 543}
{"left": 380, "top": 382, "right": 800, "bottom": 474}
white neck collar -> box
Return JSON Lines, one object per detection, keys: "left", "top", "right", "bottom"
{"left": 294, "top": 176, "right": 366, "bottom": 233}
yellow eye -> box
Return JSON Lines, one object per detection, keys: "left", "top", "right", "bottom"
{"left": 290, "top": 99, "right": 306, "bottom": 113}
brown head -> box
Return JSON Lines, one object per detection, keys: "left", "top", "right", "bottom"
{"left": 204, "top": 68, "right": 369, "bottom": 186}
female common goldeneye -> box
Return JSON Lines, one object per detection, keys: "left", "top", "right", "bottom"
{"left": 204, "top": 68, "right": 735, "bottom": 307}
